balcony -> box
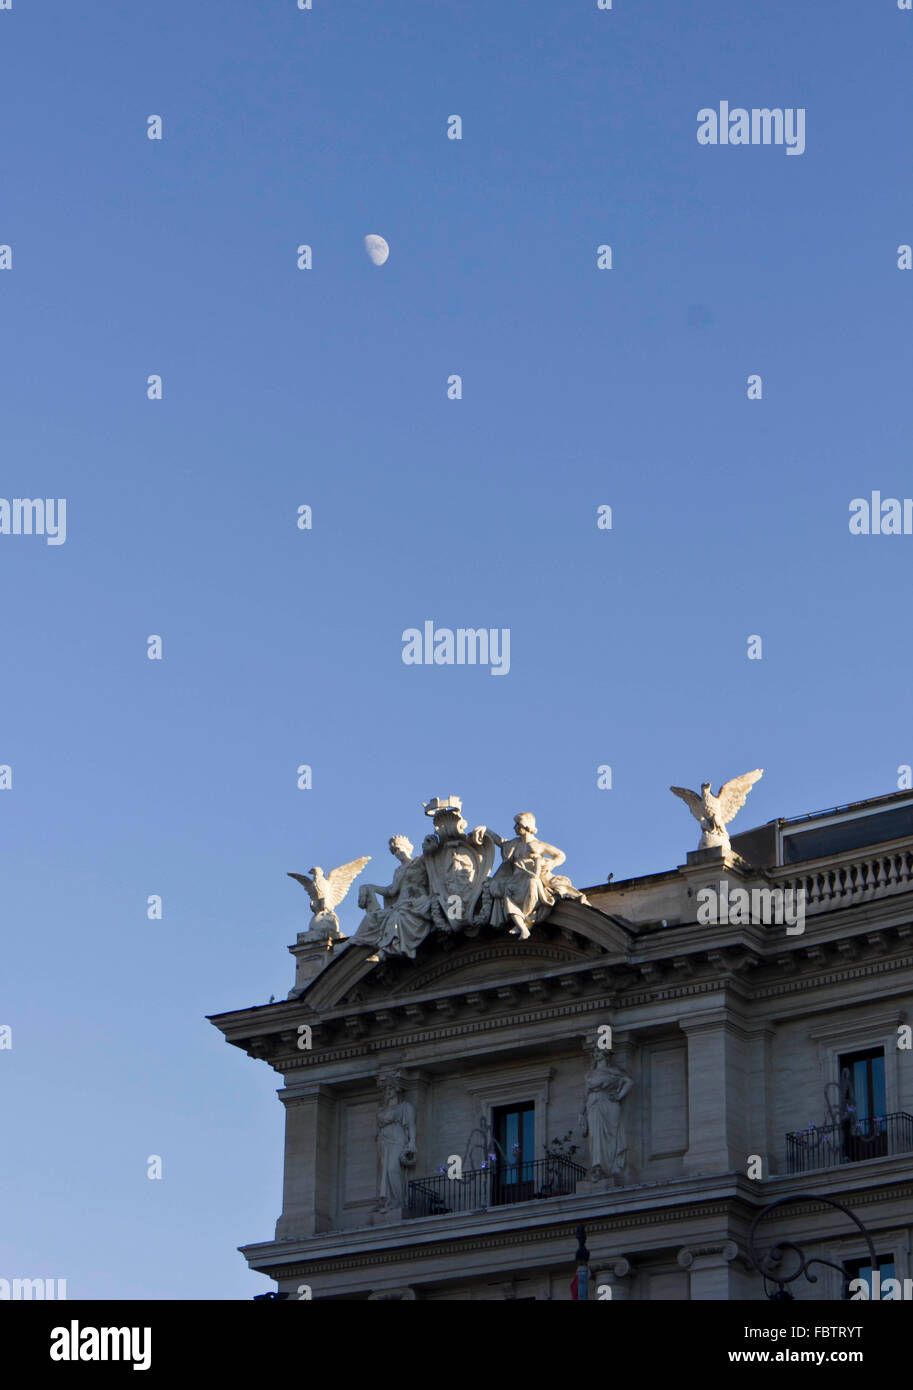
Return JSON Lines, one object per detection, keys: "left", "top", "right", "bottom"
{"left": 786, "top": 1112, "right": 913, "bottom": 1173}
{"left": 407, "top": 1155, "right": 586, "bottom": 1218}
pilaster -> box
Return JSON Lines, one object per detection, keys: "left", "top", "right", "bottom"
{"left": 275, "top": 1084, "right": 337, "bottom": 1239}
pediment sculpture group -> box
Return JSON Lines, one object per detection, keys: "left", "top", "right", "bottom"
{"left": 289, "top": 797, "right": 590, "bottom": 962}
{"left": 290, "top": 772, "right": 765, "bottom": 965}
{"left": 375, "top": 1044, "right": 633, "bottom": 1212}
{"left": 354, "top": 797, "right": 590, "bottom": 963}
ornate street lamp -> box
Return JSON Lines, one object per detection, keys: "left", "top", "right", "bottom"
{"left": 747, "top": 1193, "right": 877, "bottom": 1301}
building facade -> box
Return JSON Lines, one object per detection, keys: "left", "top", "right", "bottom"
{"left": 209, "top": 790, "right": 913, "bottom": 1300}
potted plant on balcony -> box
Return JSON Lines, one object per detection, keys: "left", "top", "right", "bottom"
{"left": 537, "top": 1133, "right": 580, "bottom": 1197}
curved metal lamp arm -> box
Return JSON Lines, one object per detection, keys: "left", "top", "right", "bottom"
{"left": 748, "top": 1193, "right": 877, "bottom": 1300}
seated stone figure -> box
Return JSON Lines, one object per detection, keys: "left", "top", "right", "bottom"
{"left": 356, "top": 836, "right": 434, "bottom": 961}
{"left": 488, "top": 812, "right": 588, "bottom": 938}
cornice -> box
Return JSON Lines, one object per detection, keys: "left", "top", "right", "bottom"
{"left": 209, "top": 877, "right": 913, "bottom": 1041}
{"left": 248, "top": 1175, "right": 913, "bottom": 1280}
{"left": 224, "top": 935, "right": 913, "bottom": 1071}
{"left": 750, "top": 953, "right": 913, "bottom": 1003}
{"left": 251, "top": 1200, "right": 742, "bottom": 1279}
{"left": 276, "top": 996, "right": 614, "bottom": 1070}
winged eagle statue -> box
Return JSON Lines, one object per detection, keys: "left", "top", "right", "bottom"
{"left": 670, "top": 770, "right": 763, "bottom": 854}
{"left": 288, "top": 856, "right": 371, "bottom": 940}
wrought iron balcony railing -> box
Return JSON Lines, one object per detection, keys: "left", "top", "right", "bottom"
{"left": 407, "top": 1155, "right": 586, "bottom": 1218}
{"left": 786, "top": 1112, "right": 913, "bottom": 1173}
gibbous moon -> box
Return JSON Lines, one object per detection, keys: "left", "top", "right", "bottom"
{"left": 364, "top": 234, "right": 389, "bottom": 266}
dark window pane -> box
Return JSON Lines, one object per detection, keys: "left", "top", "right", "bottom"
{"left": 522, "top": 1109, "right": 535, "bottom": 1177}
{"left": 844, "top": 1257, "right": 895, "bottom": 1300}
{"left": 839, "top": 1049, "right": 885, "bottom": 1127}
{"left": 492, "top": 1103, "right": 535, "bottom": 1201}
{"left": 872, "top": 1063, "right": 886, "bottom": 1118}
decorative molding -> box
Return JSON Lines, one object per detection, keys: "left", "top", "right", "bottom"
{"left": 255, "top": 1200, "right": 744, "bottom": 1280}
{"left": 464, "top": 1064, "right": 555, "bottom": 1106}
{"left": 271, "top": 997, "right": 616, "bottom": 1069}
{"left": 809, "top": 1009, "right": 907, "bottom": 1044}
{"left": 253, "top": 1172, "right": 913, "bottom": 1281}
{"left": 236, "top": 947, "right": 913, "bottom": 1073}
{"left": 395, "top": 942, "right": 595, "bottom": 997}
{"left": 278, "top": 1084, "right": 336, "bottom": 1108}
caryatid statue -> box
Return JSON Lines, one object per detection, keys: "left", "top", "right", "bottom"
{"left": 579, "top": 1047, "right": 633, "bottom": 1184}
{"left": 375, "top": 1073, "right": 416, "bottom": 1213}
{"left": 670, "top": 769, "right": 763, "bottom": 854}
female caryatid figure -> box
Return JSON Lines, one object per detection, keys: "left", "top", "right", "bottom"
{"left": 579, "top": 1050, "right": 633, "bottom": 1182}
{"left": 375, "top": 1077, "right": 416, "bottom": 1212}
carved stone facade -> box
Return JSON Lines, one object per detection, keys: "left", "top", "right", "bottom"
{"left": 210, "top": 790, "right": 913, "bottom": 1299}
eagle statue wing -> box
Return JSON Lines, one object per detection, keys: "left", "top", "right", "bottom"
{"left": 716, "top": 769, "right": 763, "bottom": 825}
{"left": 322, "top": 856, "right": 371, "bottom": 911}
{"left": 670, "top": 786, "right": 704, "bottom": 821}
{"left": 287, "top": 871, "right": 319, "bottom": 908}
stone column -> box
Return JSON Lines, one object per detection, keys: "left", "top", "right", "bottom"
{"left": 593, "top": 1257, "right": 634, "bottom": 1300}
{"left": 274, "top": 1084, "right": 337, "bottom": 1239}
{"left": 677, "top": 1241, "right": 739, "bottom": 1300}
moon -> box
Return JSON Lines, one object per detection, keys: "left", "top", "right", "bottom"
{"left": 364, "top": 234, "right": 389, "bottom": 266}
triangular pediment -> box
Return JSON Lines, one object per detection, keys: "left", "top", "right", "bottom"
{"left": 303, "top": 900, "right": 633, "bottom": 1012}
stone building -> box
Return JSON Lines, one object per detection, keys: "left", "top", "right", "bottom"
{"left": 209, "top": 789, "right": 913, "bottom": 1300}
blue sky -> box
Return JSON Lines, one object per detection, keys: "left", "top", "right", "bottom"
{"left": 2, "top": 0, "right": 912, "bottom": 1298}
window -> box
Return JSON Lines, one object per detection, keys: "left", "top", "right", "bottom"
{"left": 492, "top": 1102, "right": 535, "bottom": 1205}
{"left": 837, "top": 1049, "right": 887, "bottom": 1160}
{"left": 844, "top": 1255, "right": 894, "bottom": 1300}
{"left": 780, "top": 800, "right": 913, "bottom": 864}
